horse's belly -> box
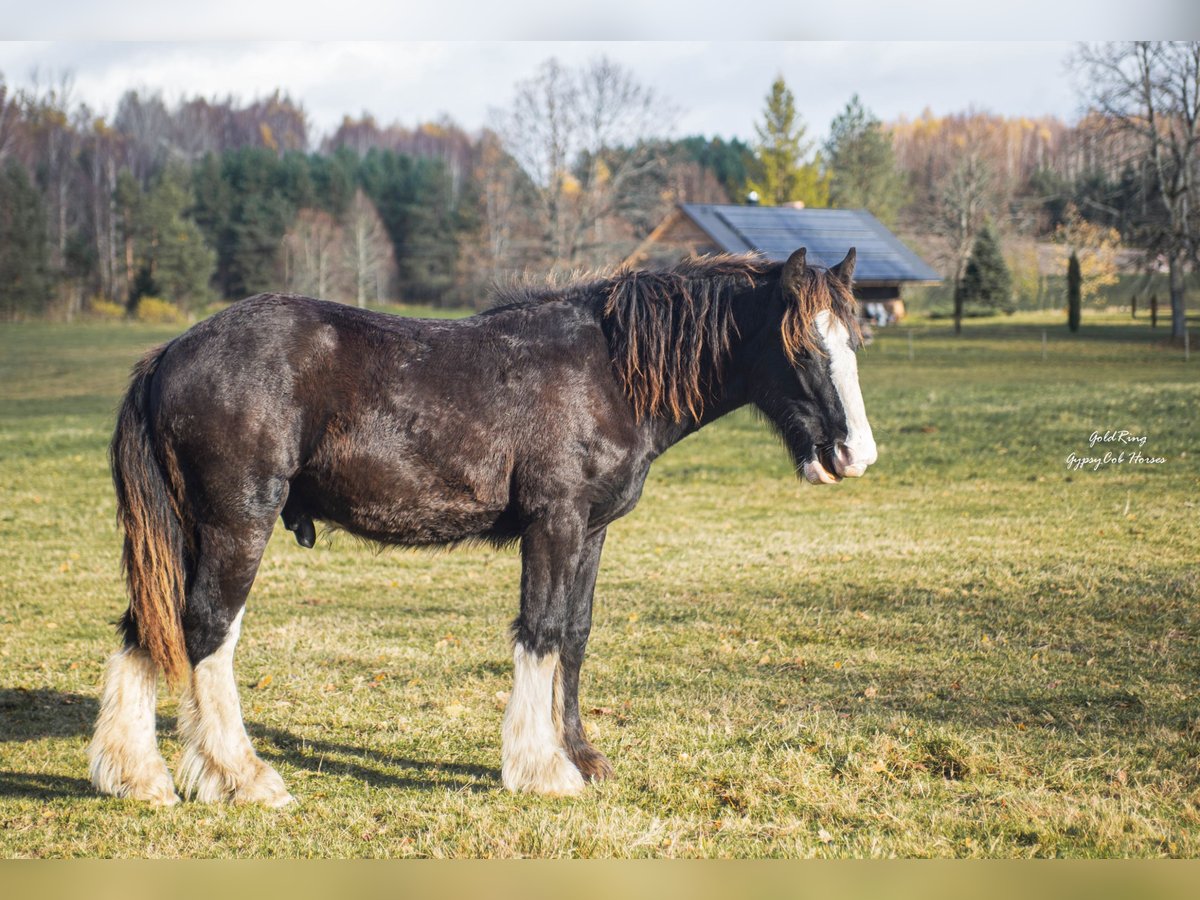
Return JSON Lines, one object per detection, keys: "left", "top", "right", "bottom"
{"left": 293, "top": 454, "right": 510, "bottom": 546}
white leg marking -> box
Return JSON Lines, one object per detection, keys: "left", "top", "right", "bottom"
{"left": 177, "top": 609, "right": 293, "bottom": 806}
{"left": 815, "top": 310, "right": 878, "bottom": 474}
{"left": 88, "top": 647, "right": 180, "bottom": 805}
{"left": 501, "top": 645, "right": 585, "bottom": 796}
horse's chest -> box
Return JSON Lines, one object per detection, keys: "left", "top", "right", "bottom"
{"left": 583, "top": 457, "right": 651, "bottom": 528}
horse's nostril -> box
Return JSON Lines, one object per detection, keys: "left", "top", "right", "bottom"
{"left": 834, "top": 442, "right": 869, "bottom": 477}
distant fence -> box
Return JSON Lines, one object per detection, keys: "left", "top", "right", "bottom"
{"left": 866, "top": 323, "right": 1194, "bottom": 365}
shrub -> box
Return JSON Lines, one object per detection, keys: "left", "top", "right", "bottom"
{"left": 134, "top": 297, "right": 184, "bottom": 325}
{"left": 88, "top": 299, "right": 126, "bottom": 320}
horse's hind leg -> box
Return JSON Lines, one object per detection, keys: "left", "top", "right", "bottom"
{"left": 176, "top": 519, "right": 292, "bottom": 807}
{"left": 88, "top": 645, "right": 179, "bottom": 805}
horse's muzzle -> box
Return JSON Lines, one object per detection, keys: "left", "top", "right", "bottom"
{"left": 804, "top": 441, "right": 876, "bottom": 484}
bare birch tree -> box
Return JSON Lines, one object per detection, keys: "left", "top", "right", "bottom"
{"left": 929, "top": 151, "right": 1000, "bottom": 333}
{"left": 342, "top": 188, "right": 395, "bottom": 307}
{"left": 1074, "top": 41, "right": 1200, "bottom": 340}
{"left": 494, "top": 56, "right": 674, "bottom": 270}
{"left": 282, "top": 209, "right": 344, "bottom": 300}
{"left": 0, "top": 76, "right": 20, "bottom": 164}
{"left": 475, "top": 130, "right": 525, "bottom": 281}
{"left": 23, "top": 72, "right": 78, "bottom": 289}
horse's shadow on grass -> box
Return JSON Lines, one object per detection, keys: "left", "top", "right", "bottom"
{"left": 0, "top": 687, "right": 497, "bottom": 800}
{"left": 0, "top": 688, "right": 102, "bottom": 800}
{"left": 0, "top": 688, "right": 97, "bottom": 742}
{"left": 246, "top": 722, "right": 498, "bottom": 795}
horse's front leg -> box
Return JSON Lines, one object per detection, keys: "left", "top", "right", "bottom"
{"left": 558, "top": 527, "right": 614, "bottom": 782}
{"left": 502, "top": 507, "right": 587, "bottom": 796}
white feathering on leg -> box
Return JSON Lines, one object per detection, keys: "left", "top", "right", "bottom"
{"left": 501, "top": 644, "right": 585, "bottom": 796}
{"left": 88, "top": 646, "right": 179, "bottom": 805}
{"left": 175, "top": 609, "right": 293, "bottom": 806}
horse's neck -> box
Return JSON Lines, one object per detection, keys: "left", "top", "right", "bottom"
{"left": 630, "top": 280, "right": 772, "bottom": 456}
{"left": 642, "top": 368, "right": 751, "bottom": 456}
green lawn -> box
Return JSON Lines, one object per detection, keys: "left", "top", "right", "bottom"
{"left": 0, "top": 311, "right": 1196, "bottom": 858}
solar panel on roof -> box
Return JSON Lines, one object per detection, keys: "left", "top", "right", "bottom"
{"left": 680, "top": 204, "right": 941, "bottom": 284}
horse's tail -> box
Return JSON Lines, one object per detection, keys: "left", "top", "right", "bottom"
{"left": 110, "top": 344, "right": 191, "bottom": 687}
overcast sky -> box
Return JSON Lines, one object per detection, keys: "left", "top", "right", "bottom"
{"left": 1, "top": 41, "right": 1089, "bottom": 146}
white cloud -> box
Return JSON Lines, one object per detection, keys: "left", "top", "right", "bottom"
{"left": 2, "top": 41, "right": 1082, "bottom": 144}
{"left": 1, "top": 1, "right": 1191, "bottom": 41}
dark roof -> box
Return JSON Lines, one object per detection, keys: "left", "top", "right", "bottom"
{"left": 679, "top": 204, "right": 942, "bottom": 285}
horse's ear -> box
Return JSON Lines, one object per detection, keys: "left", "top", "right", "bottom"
{"left": 831, "top": 247, "right": 856, "bottom": 285}
{"left": 783, "top": 247, "right": 807, "bottom": 288}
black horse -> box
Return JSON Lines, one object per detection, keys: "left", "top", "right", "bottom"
{"left": 89, "top": 247, "right": 876, "bottom": 805}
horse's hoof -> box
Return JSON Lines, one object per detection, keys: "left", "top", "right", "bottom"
{"left": 232, "top": 763, "right": 293, "bottom": 807}
{"left": 565, "top": 738, "right": 613, "bottom": 782}
{"left": 502, "top": 748, "right": 586, "bottom": 797}
{"left": 575, "top": 749, "right": 614, "bottom": 783}
{"left": 126, "top": 780, "right": 181, "bottom": 805}
{"left": 90, "top": 750, "right": 181, "bottom": 805}
{"left": 147, "top": 788, "right": 183, "bottom": 806}
{"left": 260, "top": 791, "right": 295, "bottom": 809}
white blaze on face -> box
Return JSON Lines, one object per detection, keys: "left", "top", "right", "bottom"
{"left": 811, "top": 310, "right": 878, "bottom": 479}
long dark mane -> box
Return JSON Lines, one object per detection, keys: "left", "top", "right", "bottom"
{"left": 497, "top": 253, "right": 861, "bottom": 422}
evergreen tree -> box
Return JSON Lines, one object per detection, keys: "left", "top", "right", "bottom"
{"left": 676, "top": 135, "right": 755, "bottom": 201}
{"left": 958, "top": 223, "right": 1014, "bottom": 316}
{"left": 190, "top": 153, "right": 235, "bottom": 296}
{"left": 1067, "top": 251, "right": 1082, "bottom": 332}
{"left": 0, "top": 162, "right": 52, "bottom": 320}
{"left": 128, "top": 163, "right": 216, "bottom": 309}
{"left": 401, "top": 157, "right": 460, "bottom": 301}
{"left": 825, "top": 94, "right": 909, "bottom": 225}
{"left": 359, "top": 149, "right": 460, "bottom": 303}
{"left": 746, "top": 76, "right": 828, "bottom": 206}
{"left": 223, "top": 148, "right": 295, "bottom": 297}
{"left": 309, "top": 148, "right": 358, "bottom": 220}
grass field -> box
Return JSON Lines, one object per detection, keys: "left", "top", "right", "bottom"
{"left": 904, "top": 271, "right": 1200, "bottom": 317}
{"left": 0, "top": 310, "right": 1197, "bottom": 858}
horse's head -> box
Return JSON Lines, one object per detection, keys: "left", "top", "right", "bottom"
{"left": 748, "top": 247, "right": 878, "bottom": 485}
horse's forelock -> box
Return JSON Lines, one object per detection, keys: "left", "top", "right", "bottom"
{"left": 780, "top": 265, "right": 862, "bottom": 363}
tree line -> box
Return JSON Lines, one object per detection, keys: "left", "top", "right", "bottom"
{"left": 0, "top": 45, "right": 1194, "bottom": 338}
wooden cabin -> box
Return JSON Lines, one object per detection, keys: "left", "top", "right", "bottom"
{"left": 625, "top": 204, "right": 941, "bottom": 324}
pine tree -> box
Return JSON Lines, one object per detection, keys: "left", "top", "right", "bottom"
{"left": 130, "top": 163, "right": 216, "bottom": 310}
{"left": 746, "top": 76, "right": 828, "bottom": 206}
{"left": 825, "top": 95, "right": 909, "bottom": 224}
{"left": 958, "top": 223, "right": 1013, "bottom": 316}
{"left": 224, "top": 148, "right": 295, "bottom": 297}
{"left": 190, "top": 154, "right": 235, "bottom": 297}
{"left": 0, "top": 162, "right": 52, "bottom": 320}
{"left": 360, "top": 149, "right": 460, "bottom": 303}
